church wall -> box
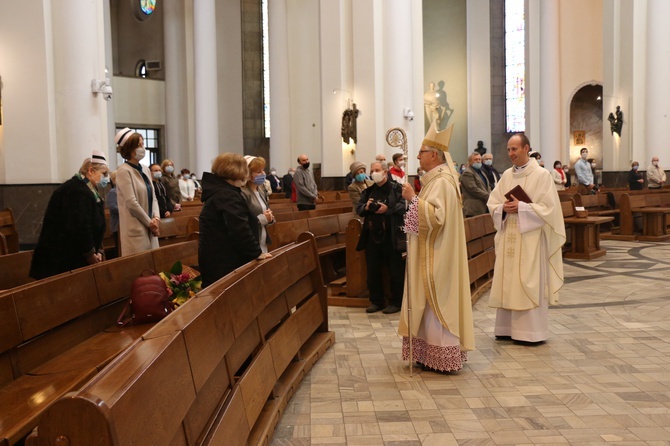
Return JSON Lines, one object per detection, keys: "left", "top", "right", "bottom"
{"left": 422, "top": 0, "right": 468, "bottom": 166}
{"left": 286, "top": 0, "right": 323, "bottom": 168}
{"left": 0, "top": 1, "right": 58, "bottom": 184}
{"left": 559, "top": 0, "right": 603, "bottom": 168}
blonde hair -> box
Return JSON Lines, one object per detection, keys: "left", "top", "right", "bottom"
{"left": 247, "top": 156, "right": 266, "bottom": 173}
{"left": 211, "top": 153, "right": 248, "bottom": 181}
{"left": 161, "top": 159, "right": 175, "bottom": 174}
{"left": 79, "top": 159, "right": 108, "bottom": 176}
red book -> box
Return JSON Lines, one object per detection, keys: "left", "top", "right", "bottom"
{"left": 504, "top": 185, "right": 532, "bottom": 203}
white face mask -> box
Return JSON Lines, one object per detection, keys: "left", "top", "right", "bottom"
{"left": 370, "top": 171, "right": 385, "bottom": 184}
{"left": 134, "top": 147, "right": 146, "bottom": 161}
{"left": 270, "top": 171, "right": 276, "bottom": 175}
{"left": 581, "top": 152, "right": 588, "bottom": 160}
{"left": 653, "top": 161, "right": 659, "bottom": 167}
{"left": 398, "top": 160, "right": 405, "bottom": 168}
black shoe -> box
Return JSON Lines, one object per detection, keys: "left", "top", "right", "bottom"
{"left": 513, "top": 339, "right": 545, "bottom": 346}
{"left": 495, "top": 335, "right": 512, "bottom": 341}
{"left": 366, "top": 304, "right": 382, "bottom": 313}
{"left": 382, "top": 305, "right": 401, "bottom": 314}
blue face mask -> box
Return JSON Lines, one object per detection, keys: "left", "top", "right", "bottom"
{"left": 98, "top": 175, "right": 110, "bottom": 189}
{"left": 253, "top": 174, "right": 266, "bottom": 185}
{"left": 484, "top": 160, "right": 493, "bottom": 166}
{"left": 355, "top": 173, "right": 367, "bottom": 182}
{"left": 633, "top": 165, "right": 639, "bottom": 171}
{"left": 472, "top": 162, "right": 482, "bottom": 170}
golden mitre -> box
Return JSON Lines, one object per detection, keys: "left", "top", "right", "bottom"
{"left": 422, "top": 123, "right": 454, "bottom": 152}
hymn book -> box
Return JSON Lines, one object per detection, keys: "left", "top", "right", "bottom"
{"left": 504, "top": 185, "right": 532, "bottom": 203}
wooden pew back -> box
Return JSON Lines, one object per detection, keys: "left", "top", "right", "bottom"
{"left": 0, "top": 208, "right": 19, "bottom": 254}
{"left": 34, "top": 234, "right": 334, "bottom": 446}
{"left": 0, "top": 251, "right": 34, "bottom": 290}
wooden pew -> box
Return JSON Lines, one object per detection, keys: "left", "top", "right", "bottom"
{"left": 0, "top": 208, "right": 19, "bottom": 254}
{"left": 0, "top": 251, "right": 34, "bottom": 290}
{"left": 0, "top": 241, "right": 198, "bottom": 446}
{"left": 31, "top": 234, "right": 334, "bottom": 446}
{"left": 464, "top": 214, "right": 497, "bottom": 305}
{"left": 0, "top": 233, "right": 8, "bottom": 255}
{"left": 631, "top": 193, "right": 670, "bottom": 241}
{"left": 561, "top": 199, "right": 613, "bottom": 259}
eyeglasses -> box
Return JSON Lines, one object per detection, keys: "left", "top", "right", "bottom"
{"left": 418, "top": 150, "right": 433, "bottom": 155}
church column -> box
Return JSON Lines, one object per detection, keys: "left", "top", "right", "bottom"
{"left": 538, "top": 0, "right": 561, "bottom": 165}
{"left": 52, "top": 0, "right": 110, "bottom": 180}
{"left": 193, "top": 0, "right": 219, "bottom": 175}
{"left": 382, "top": 0, "right": 416, "bottom": 170}
{"left": 163, "top": 0, "right": 190, "bottom": 172}
{"left": 269, "top": 0, "right": 292, "bottom": 174}
{"left": 645, "top": 0, "right": 670, "bottom": 165}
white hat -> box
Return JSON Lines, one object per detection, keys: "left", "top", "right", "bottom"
{"left": 244, "top": 155, "right": 257, "bottom": 166}
{"left": 91, "top": 150, "right": 108, "bottom": 166}
{"left": 114, "top": 127, "right": 135, "bottom": 147}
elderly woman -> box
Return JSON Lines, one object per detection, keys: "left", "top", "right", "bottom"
{"left": 241, "top": 156, "right": 274, "bottom": 253}
{"left": 347, "top": 161, "right": 373, "bottom": 206}
{"left": 199, "top": 153, "right": 272, "bottom": 288}
{"left": 628, "top": 161, "right": 644, "bottom": 190}
{"left": 30, "top": 151, "right": 109, "bottom": 279}
{"left": 114, "top": 127, "right": 160, "bottom": 256}
{"left": 160, "top": 159, "right": 181, "bottom": 206}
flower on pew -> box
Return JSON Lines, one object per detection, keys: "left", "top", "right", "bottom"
{"left": 159, "top": 261, "right": 202, "bottom": 307}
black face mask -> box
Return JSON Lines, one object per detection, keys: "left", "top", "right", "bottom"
{"left": 302, "top": 162, "right": 310, "bottom": 170}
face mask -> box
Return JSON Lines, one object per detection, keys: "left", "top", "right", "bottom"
{"left": 484, "top": 160, "right": 493, "bottom": 166}
{"left": 253, "top": 173, "right": 266, "bottom": 185}
{"left": 581, "top": 152, "right": 588, "bottom": 160}
{"left": 398, "top": 160, "right": 405, "bottom": 167}
{"left": 191, "top": 175, "right": 197, "bottom": 180}
{"left": 472, "top": 162, "right": 482, "bottom": 170}
{"left": 302, "top": 162, "right": 310, "bottom": 170}
{"left": 355, "top": 173, "right": 367, "bottom": 182}
{"left": 591, "top": 163, "right": 597, "bottom": 168}
{"left": 418, "top": 172, "right": 424, "bottom": 177}
{"left": 153, "top": 171, "right": 162, "bottom": 180}
{"left": 633, "top": 165, "right": 639, "bottom": 171}
{"left": 134, "top": 147, "right": 146, "bottom": 161}
{"left": 289, "top": 171, "right": 295, "bottom": 176}
{"left": 232, "top": 179, "right": 246, "bottom": 188}
{"left": 555, "top": 165, "right": 561, "bottom": 170}
{"left": 182, "top": 174, "right": 190, "bottom": 180}
{"left": 536, "top": 159, "right": 541, "bottom": 164}
{"left": 98, "top": 174, "right": 110, "bottom": 189}
{"left": 270, "top": 170, "right": 276, "bottom": 175}
{"left": 370, "top": 171, "right": 385, "bottom": 184}
{"left": 165, "top": 166, "right": 174, "bottom": 174}
{"left": 653, "top": 161, "right": 659, "bottom": 167}
{"left": 563, "top": 168, "right": 569, "bottom": 172}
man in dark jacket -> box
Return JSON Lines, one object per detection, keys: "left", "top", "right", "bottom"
{"left": 282, "top": 168, "right": 295, "bottom": 199}
{"left": 356, "top": 161, "right": 406, "bottom": 314}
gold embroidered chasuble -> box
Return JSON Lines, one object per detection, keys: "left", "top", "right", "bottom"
{"left": 398, "top": 164, "right": 475, "bottom": 352}
{"left": 487, "top": 161, "right": 566, "bottom": 311}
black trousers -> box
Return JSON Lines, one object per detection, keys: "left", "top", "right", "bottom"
{"left": 364, "top": 241, "right": 405, "bottom": 308}
{"left": 297, "top": 204, "right": 316, "bottom": 211}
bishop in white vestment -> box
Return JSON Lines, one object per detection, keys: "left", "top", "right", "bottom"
{"left": 487, "top": 134, "right": 566, "bottom": 343}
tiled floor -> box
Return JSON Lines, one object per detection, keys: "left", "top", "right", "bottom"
{"left": 271, "top": 240, "right": 670, "bottom": 445}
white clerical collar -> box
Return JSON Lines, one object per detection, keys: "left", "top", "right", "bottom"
{"left": 513, "top": 159, "right": 533, "bottom": 172}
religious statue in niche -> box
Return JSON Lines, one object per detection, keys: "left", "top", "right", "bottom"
{"left": 341, "top": 103, "right": 359, "bottom": 144}
{"left": 608, "top": 105, "right": 623, "bottom": 136}
{"left": 424, "top": 81, "right": 453, "bottom": 131}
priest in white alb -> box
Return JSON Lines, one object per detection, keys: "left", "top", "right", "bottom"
{"left": 399, "top": 124, "right": 475, "bottom": 372}
{"left": 487, "top": 134, "right": 566, "bottom": 343}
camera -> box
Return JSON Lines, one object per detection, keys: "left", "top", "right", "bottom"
{"left": 368, "top": 201, "right": 382, "bottom": 212}
{"left": 101, "top": 84, "right": 113, "bottom": 101}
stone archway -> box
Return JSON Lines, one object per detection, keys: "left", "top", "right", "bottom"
{"left": 568, "top": 83, "right": 603, "bottom": 166}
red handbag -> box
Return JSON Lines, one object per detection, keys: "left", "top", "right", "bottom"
{"left": 117, "top": 270, "right": 173, "bottom": 326}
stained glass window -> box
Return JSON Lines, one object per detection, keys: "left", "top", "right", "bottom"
{"left": 262, "top": 0, "right": 271, "bottom": 137}
{"left": 505, "top": 0, "right": 525, "bottom": 133}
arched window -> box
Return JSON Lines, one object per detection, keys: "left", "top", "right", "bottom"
{"left": 135, "top": 60, "right": 147, "bottom": 79}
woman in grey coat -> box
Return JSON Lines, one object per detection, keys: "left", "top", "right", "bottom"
{"left": 241, "top": 155, "right": 274, "bottom": 253}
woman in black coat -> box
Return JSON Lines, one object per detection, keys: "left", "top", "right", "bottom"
{"left": 198, "top": 153, "right": 271, "bottom": 288}
{"left": 30, "top": 153, "right": 109, "bottom": 279}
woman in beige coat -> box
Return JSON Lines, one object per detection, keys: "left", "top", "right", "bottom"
{"left": 114, "top": 128, "right": 160, "bottom": 256}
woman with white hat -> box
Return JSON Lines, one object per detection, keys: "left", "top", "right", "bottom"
{"left": 30, "top": 151, "right": 110, "bottom": 279}
{"left": 114, "top": 127, "right": 160, "bottom": 256}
